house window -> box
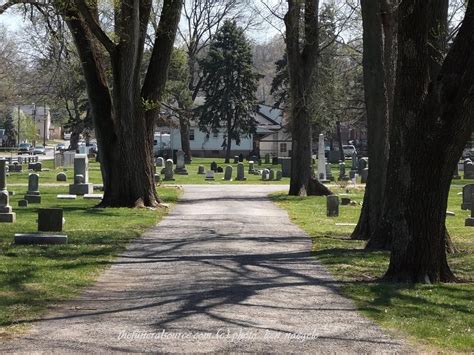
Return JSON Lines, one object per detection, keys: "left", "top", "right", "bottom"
{"left": 189, "top": 129, "right": 195, "bottom": 141}
{"left": 280, "top": 143, "right": 287, "bottom": 153}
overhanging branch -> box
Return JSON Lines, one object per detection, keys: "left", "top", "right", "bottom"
{"left": 0, "top": 0, "right": 47, "bottom": 15}
{"left": 73, "top": 0, "right": 116, "bottom": 55}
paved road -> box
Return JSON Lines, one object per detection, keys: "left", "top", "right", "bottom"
{"left": 1, "top": 185, "right": 408, "bottom": 353}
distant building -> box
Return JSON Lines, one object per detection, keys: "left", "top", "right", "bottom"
{"left": 18, "top": 105, "right": 52, "bottom": 141}
{"left": 156, "top": 104, "right": 289, "bottom": 158}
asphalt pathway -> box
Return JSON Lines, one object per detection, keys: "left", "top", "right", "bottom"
{"left": 1, "top": 185, "right": 408, "bottom": 353}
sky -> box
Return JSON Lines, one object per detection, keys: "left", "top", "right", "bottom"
{"left": 0, "top": 2, "right": 283, "bottom": 43}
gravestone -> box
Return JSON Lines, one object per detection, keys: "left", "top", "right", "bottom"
{"left": 465, "top": 193, "right": 474, "bottom": 226}
{"left": 238, "top": 153, "right": 244, "bottom": 162}
{"left": 361, "top": 168, "right": 369, "bottom": 184}
{"left": 154, "top": 173, "right": 161, "bottom": 183}
{"left": 84, "top": 194, "right": 103, "bottom": 200}
{"left": 217, "top": 166, "right": 224, "bottom": 173}
{"left": 164, "top": 159, "right": 175, "bottom": 181}
{"left": 56, "top": 172, "right": 67, "bottom": 182}
{"left": 269, "top": 169, "right": 275, "bottom": 181}
{"left": 248, "top": 161, "right": 255, "bottom": 174}
{"left": 276, "top": 170, "right": 282, "bottom": 181}
{"left": 38, "top": 208, "right": 64, "bottom": 232}
{"left": 358, "top": 157, "right": 368, "bottom": 174}
{"left": 197, "top": 165, "right": 205, "bottom": 174}
{"left": 453, "top": 163, "right": 461, "bottom": 180}
{"left": 205, "top": 170, "right": 215, "bottom": 181}
{"left": 272, "top": 157, "right": 279, "bottom": 165}
{"left": 69, "top": 154, "right": 93, "bottom": 195}
{"left": 223, "top": 165, "right": 233, "bottom": 181}
{"left": 57, "top": 194, "right": 77, "bottom": 200}
{"left": 327, "top": 150, "right": 341, "bottom": 164}
{"left": 264, "top": 154, "right": 270, "bottom": 164}
{"left": 18, "top": 199, "right": 28, "bottom": 207}
{"left": 236, "top": 162, "right": 246, "bottom": 181}
{"left": 280, "top": 157, "right": 291, "bottom": 177}
{"left": 351, "top": 151, "right": 358, "bottom": 172}
{"left": 24, "top": 173, "right": 41, "bottom": 204}
{"left": 0, "top": 160, "right": 15, "bottom": 223}
{"left": 326, "top": 163, "right": 334, "bottom": 181}
{"left": 156, "top": 157, "right": 165, "bottom": 168}
{"left": 233, "top": 156, "right": 239, "bottom": 164}
{"left": 261, "top": 169, "right": 270, "bottom": 181}
{"left": 210, "top": 161, "right": 218, "bottom": 172}
{"left": 317, "top": 133, "right": 327, "bottom": 181}
{"left": 174, "top": 151, "right": 188, "bottom": 175}
{"left": 464, "top": 159, "right": 474, "bottom": 179}
{"left": 338, "top": 161, "right": 349, "bottom": 181}
{"left": 63, "top": 151, "right": 75, "bottom": 167}
{"left": 461, "top": 184, "right": 474, "bottom": 210}
{"left": 326, "top": 195, "right": 340, "bottom": 217}
{"left": 15, "top": 208, "right": 67, "bottom": 244}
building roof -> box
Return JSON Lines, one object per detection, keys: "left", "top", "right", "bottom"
{"left": 253, "top": 104, "right": 284, "bottom": 134}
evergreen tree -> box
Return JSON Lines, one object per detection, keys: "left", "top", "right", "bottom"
{"left": 198, "top": 20, "right": 261, "bottom": 163}
{"left": 3, "top": 113, "right": 16, "bottom": 147}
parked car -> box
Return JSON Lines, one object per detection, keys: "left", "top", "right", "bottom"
{"left": 33, "top": 145, "right": 46, "bottom": 155}
{"left": 18, "top": 143, "right": 33, "bottom": 155}
{"left": 56, "top": 143, "right": 66, "bottom": 151}
{"left": 342, "top": 144, "right": 357, "bottom": 158}
{"left": 63, "top": 132, "right": 71, "bottom": 140}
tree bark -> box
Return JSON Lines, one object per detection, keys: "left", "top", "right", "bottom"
{"left": 351, "top": 0, "right": 393, "bottom": 241}
{"left": 285, "top": 0, "right": 321, "bottom": 196}
{"left": 65, "top": 0, "right": 182, "bottom": 207}
{"left": 377, "top": 0, "right": 474, "bottom": 283}
{"left": 336, "top": 121, "right": 344, "bottom": 162}
{"left": 179, "top": 116, "right": 192, "bottom": 163}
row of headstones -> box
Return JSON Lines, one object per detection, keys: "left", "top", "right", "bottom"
{"left": 1, "top": 155, "right": 39, "bottom": 164}
{"left": 7, "top": 162, "right": 43, "bottom": 173}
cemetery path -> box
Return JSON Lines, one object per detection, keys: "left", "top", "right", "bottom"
{"left": 1, "top": 185, "right": 408, "bottom": 353}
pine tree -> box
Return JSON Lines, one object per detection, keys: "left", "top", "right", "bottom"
{"left": 198, "top": 20, "right": 261, "bottom": 163}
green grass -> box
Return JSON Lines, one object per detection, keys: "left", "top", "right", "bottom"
{"left": 271, "top": 186, "right": 473, "bottom": 352}
{"left": 0, "top": 186, "right": 179, "bottom": 338}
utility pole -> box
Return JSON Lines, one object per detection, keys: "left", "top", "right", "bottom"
{"left": 32, "top": 103, "right": 36, "bottom": 146}
{"left": 43, "top": 103, "right": 47, "bottom": 146}
{"left": 17, "top": 104, "right": 20, "bottom": 146}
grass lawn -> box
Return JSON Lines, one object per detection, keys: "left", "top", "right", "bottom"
{"left": 272, "top": 185, "right": 473, "bottom": 352}
{"left": 0, "top": 185, "right": 179, "bottom": 338}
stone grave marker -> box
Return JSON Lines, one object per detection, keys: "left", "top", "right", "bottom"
{"left": 317, "top": 133, "right": 326, "bottom": 181}
{"left": 15, "top": 208, "right": 67, "bottom": 245}
{"left": 236, "top": 162, "right": 246, "bottom": 181}
{"left": 223, "top": 165, "right": 233, "bottom": 181}
{"left": 69, "top": 154, "right": 93, "bottom": 195}
{"left": 56, "top": 172, "right": 67, "bottom": 182}
{"left": 461, "top": 184, "right": 474, "bottom": 210}
{"left": 197, "top": 165, "right": 205, "bottom": 174}
{"left": 174, "top": 151, "right": 188, "bottom": 175}
{"left": 327, "top": 195, "right": 340, "bottom": 217}
{"left": 164, "top": 159, "right": 175, "bottom": 181}
{"left": 0, "top": 160, "right": 15, "bottom": 223}
{"left": 205, "top": 170, "right": 215, "bottom": 181}
{"left": 156, "top": 157, "right": 165, "bottom": 167}
{"left": 24, "top": 173, "right": 41, "bottom": 204}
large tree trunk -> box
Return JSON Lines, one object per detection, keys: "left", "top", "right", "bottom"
{"left": 336, "top": 121, "right": 344, "bottom": 162}
{"left": 376, "top": 0, "right": 474, "bottom": 283}
{"left": 351, "top": 0, "right": 394, "bottom": 242}
{"left": 285, "top": 0, "right": 321, "bottom": 196}
{"left": 66, "top": 0, "right": 182, "bottom": 208}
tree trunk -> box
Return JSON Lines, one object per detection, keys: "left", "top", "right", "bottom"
{"left": 65, "top": 0, "right": 181, "bottom": 208}
{"left": 376, "top": 0, "right": 474, "bottom": 283}
{"left": 351, "top": 0, "right": 393, "bottom": 242}
{"left": 225, "top": 136, "right": 232, "bottom": 164}
{"left": 179, "top": 116, "right": 192, "bottom": 163}
{"left": 285, "top": 0, "right": 320, "bottom": 196}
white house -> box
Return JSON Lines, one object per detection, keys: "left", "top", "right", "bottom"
{"left": 155, "top": 104, "right": 289, "bottom": 158}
